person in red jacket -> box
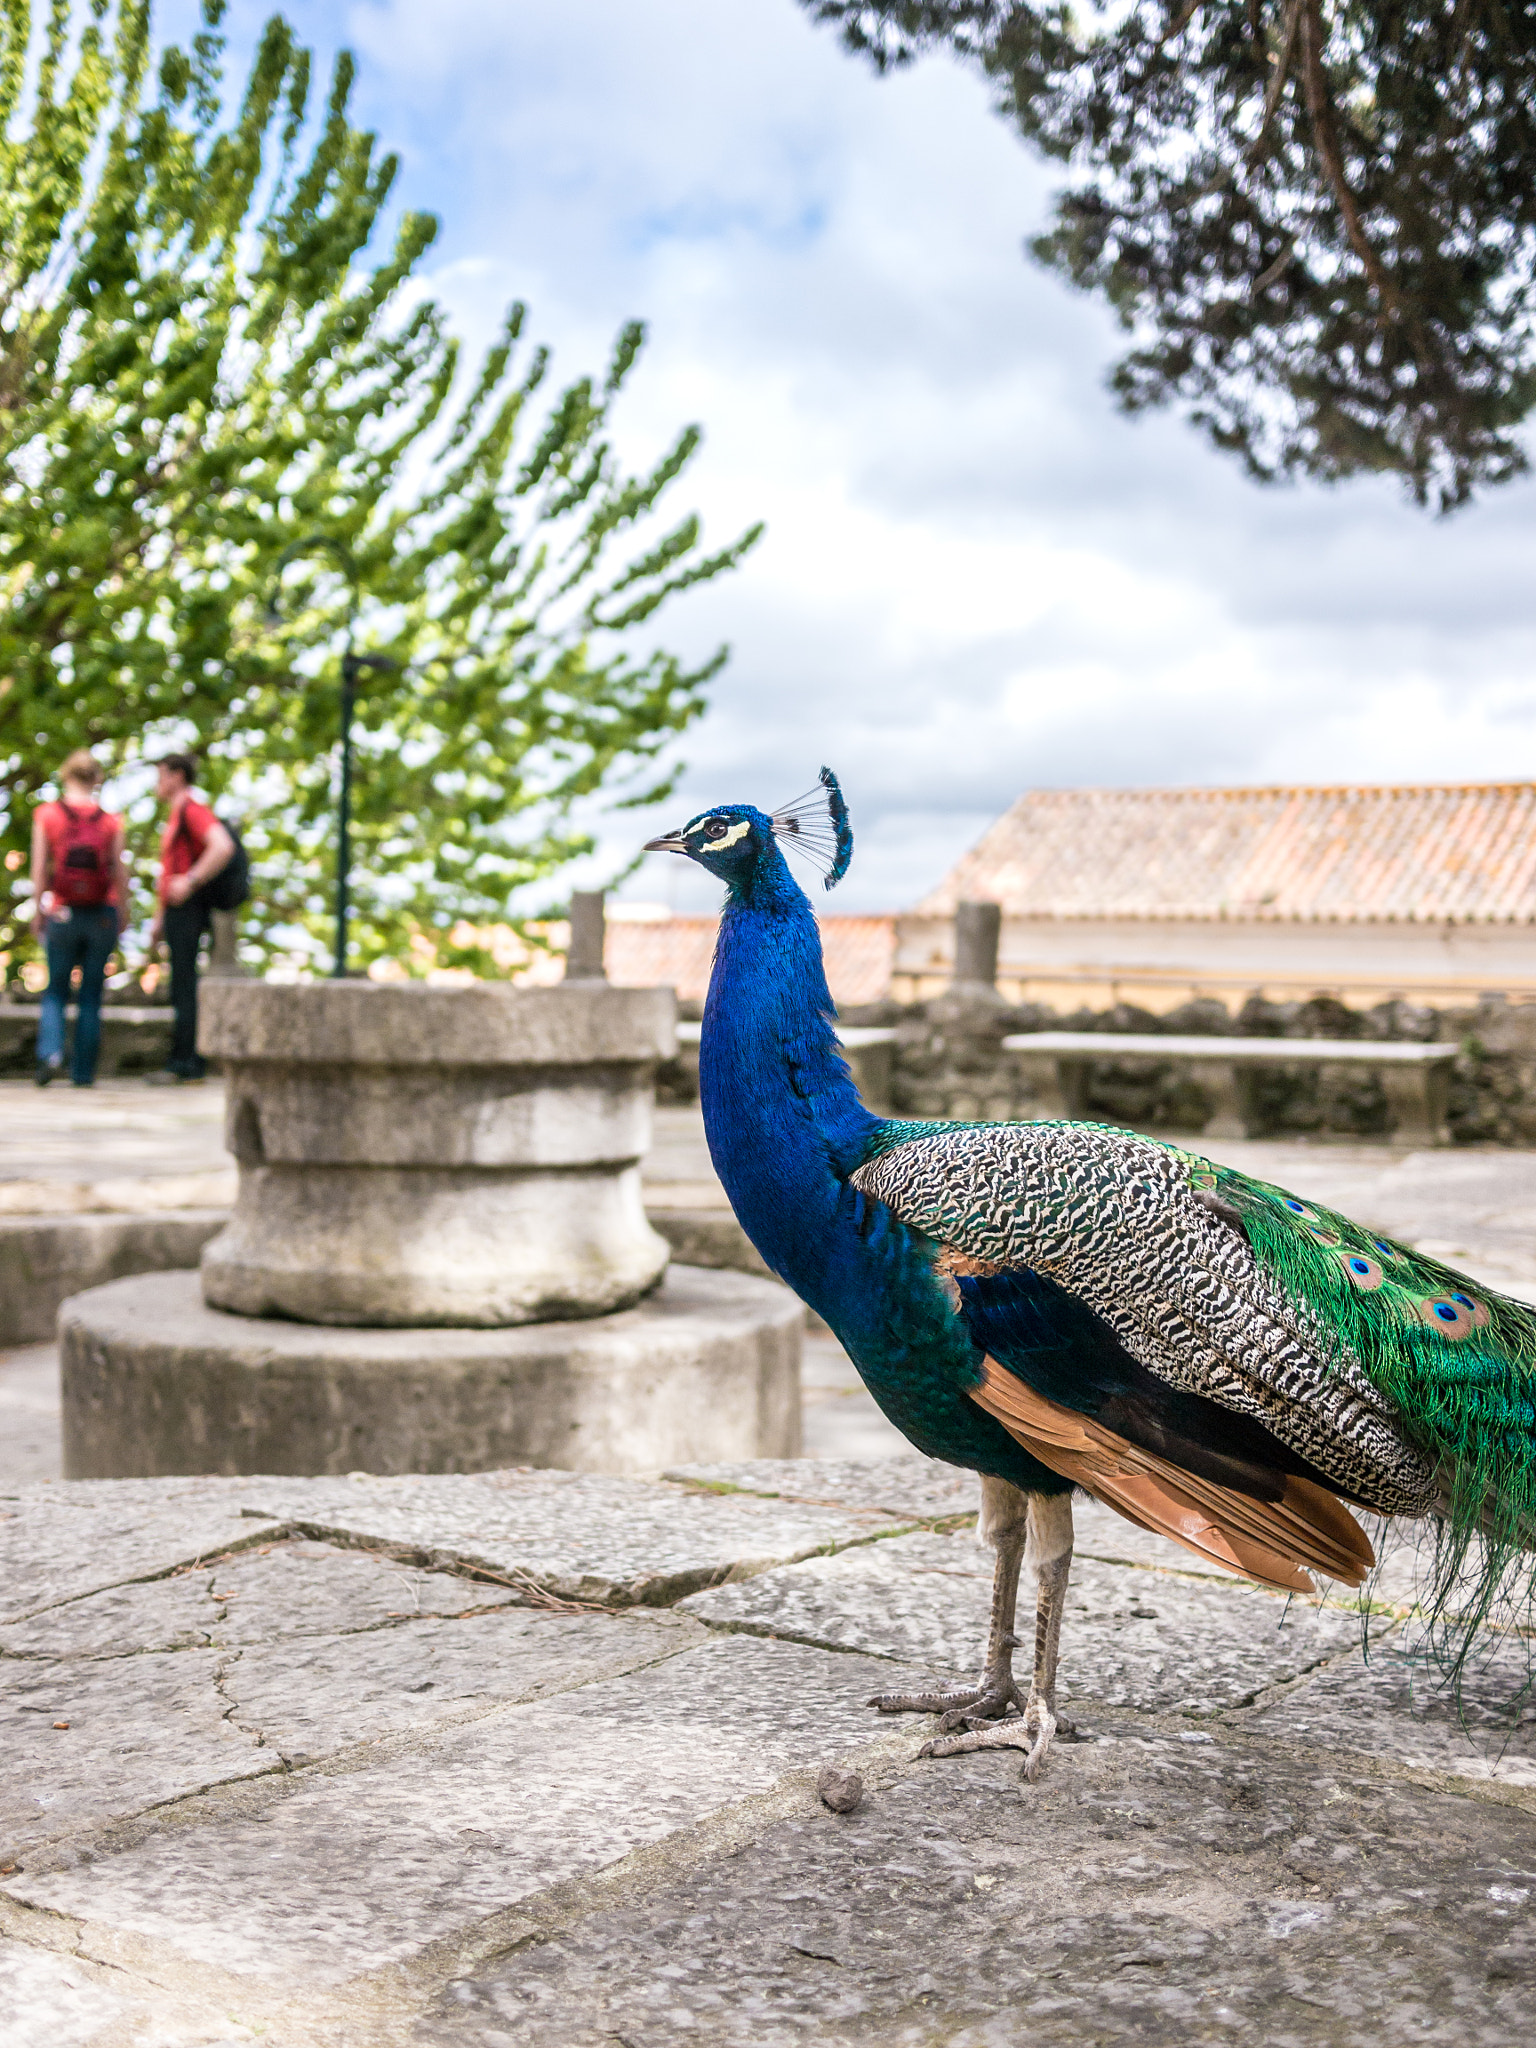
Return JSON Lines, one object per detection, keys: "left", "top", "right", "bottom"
{"left": 29, "top": 751, "right": 129, "bottom": 1087}
{"left": 148, "top": 753, "right": 234, "bottom": 1083}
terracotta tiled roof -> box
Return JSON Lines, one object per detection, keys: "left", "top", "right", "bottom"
{"left": 606, "top": 914, "right": 896, "bottom": 1005}
{"left": 916, "top": 784, "right": 1536, "bottom": 925}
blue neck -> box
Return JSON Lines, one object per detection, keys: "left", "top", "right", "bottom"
{"left": 696, "top": 844, "right": 1058, "bottom": 1486}
{"left": 699, "top": 852, "right": 880, "bottom": 1315}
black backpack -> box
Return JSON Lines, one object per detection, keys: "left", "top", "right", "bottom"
{"left": 178, "top": 811, "right": 251, "bottom": 912}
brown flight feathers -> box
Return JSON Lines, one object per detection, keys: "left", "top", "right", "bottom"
{"left": 969, "top": 1355, "right": 1374, "bottom": 1593}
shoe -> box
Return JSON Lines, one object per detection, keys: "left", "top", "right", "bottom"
{"left": 71, "top": 1079, "right": 96, "bottom": 1089}
{"left": 144, "top": 1069, "right": 186, "bottom": 1087}
{"left": 34, "top": 1060, "right": 62, "bottom": 1088}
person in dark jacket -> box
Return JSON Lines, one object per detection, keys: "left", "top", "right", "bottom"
{"left": 148, "top": 754, "right": 234, "bottom": 1084}
{"left": 30, "top": 751, "right": 130, "bottom": 1087}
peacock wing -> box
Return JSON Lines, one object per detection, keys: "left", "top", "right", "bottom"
{"left": 850, "top": 1120, "right": 1441, "bottom": 1520}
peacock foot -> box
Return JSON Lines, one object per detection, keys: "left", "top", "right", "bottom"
{"left": 918, "top": 1697, "right": 1072, "bottom": 1784}
{"left": 867, "top": 1674, "right": 1022, "bottom": 1733}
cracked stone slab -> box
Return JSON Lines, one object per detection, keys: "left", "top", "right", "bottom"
{"left": 418, "top": 1728, "right": 1536, "bottom": 2048}
{"left": 0, "top": 1466, "right": 922, "bottom": 1632}
{"left": 0, "top": 1569, "right": 223, "bottom": 1661}
{"left": 204, "top": 1537, "right": 513, "bottom": 1648}
{"left": 0, "top": 1478, "right": 277, "bottom": 1625}
{"left": 0, "top": 1648, "right": 271, "bottom": 1860}
{"left": 681, "top": 1529, "right": 1372, "bottom": 1713}
{"left": 1239, "top": 1635, "right": 1536, "bottom": 1787}
{"left": 219, "top": 1607, "right": 706, "bottom": 1765}
{"left": 239, "top": 1467, "right": 910, "bottom": 1603}
{"left": 11, "top": 1635, "right": 929, "bottom": 1991}
{"left": 0, "top": 1538, "right": 509, "bottom": 1662}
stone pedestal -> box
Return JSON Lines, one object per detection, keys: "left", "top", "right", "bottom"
{"left": 60, "top": 1265, "right": 802, "bottom": 1478}
{"left": 60, "top": 978, "right": 802, "bottom": 1479}
{"left": 198, "top": 980, "right": 674, "bottom": 1327}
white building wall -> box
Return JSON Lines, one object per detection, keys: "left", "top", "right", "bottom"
{"left": 893, "top": 915, "right": 1536, "bottom": 1010}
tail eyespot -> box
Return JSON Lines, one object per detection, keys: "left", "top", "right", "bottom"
{"left": 1370, "top": 1236, "right": 1409, "bottom": 1265}
{"left": 1339, "top": 1251, "right": 1385, "bottom": 1291}
{"left": 1306, "top": 1223, "right": 1342, "bottom": 1248}
{"left": 1418, "top": 1294, "right": 1481, "bottom": 1339}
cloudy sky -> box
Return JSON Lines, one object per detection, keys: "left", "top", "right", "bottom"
{"left": 178, "top": 0, "right": 1536, "bottom": 911}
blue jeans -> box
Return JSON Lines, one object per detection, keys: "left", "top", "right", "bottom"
{"left": 39, "top": 906, "right": 119, "bottom": 1084}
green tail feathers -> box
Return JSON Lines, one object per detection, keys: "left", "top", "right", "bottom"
{"left": 1170, "top": 1144, "right": 1536, "bottom": 1668}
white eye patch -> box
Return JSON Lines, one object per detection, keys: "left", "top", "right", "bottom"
{"left": 705, "top": 819, "right": 753, "bottom": 850}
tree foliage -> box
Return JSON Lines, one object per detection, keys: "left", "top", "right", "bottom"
{"left": 802, "top": 0, "right": 1536, "bottom": 510}
{"left": 0, "top": 0, "right": 760, "bottom": 979}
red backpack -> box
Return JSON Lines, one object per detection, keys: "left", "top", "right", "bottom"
{"left": 43, "top": 802, "right": 117, "bottom": 908}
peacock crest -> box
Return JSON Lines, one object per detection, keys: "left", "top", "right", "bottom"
{"left": 771, "top": 766, "right": 853, "bottom": 891}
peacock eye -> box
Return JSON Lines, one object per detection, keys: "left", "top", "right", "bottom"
{"left": 701, "top": 818, "right": 729, "bottom": 841}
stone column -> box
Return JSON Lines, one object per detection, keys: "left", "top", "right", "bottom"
{"left": 565, "top": 890, "right": 607, "bottom": 981}
{"left": 953, "top": 901, "right": 1001, "bottom": 989}
{"left": 205, "top": 909, "right": 244, "bottom": 979}
{"left": 1187, "top": 1056, "right": 1248, "bottom": 1140}
{"left": 198, "top": 980, "right": 673, "bottom": 1327}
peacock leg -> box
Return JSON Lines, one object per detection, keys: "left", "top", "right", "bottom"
{"left": 867, "top": 1475, "right": 1030, "bottom": 1727}
{"left": 920, "top": 1489, "right": 1076, "bottom": 1782}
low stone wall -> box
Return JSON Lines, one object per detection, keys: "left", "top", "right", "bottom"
{"left": 825, "top": 989, "right": 1536, "bottom": 1145}
{"left": 0, "top": 1210, "right": 229, "bottom": 1347}
{"left": 0, "top": 1002, "right": 173, "bottom": 1077}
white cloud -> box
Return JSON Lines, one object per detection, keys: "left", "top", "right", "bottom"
{"left": 193, "top": 0, "right": 1536, "bottom": 911}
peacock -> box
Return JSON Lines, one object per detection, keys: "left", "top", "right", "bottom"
{"left": 646, "top": 770, "right": 1536, "bottom": 1781}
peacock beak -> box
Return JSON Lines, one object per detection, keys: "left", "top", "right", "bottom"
{"left": 644, "top": 830, "right": 689, "bottom": 854}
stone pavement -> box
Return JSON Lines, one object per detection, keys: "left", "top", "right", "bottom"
{"left": 2, "top": 1459, "right": 1534, "bottom": 2046}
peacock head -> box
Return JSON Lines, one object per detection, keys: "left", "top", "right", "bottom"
{"left": 644, "top": 767, "right": 853, "bottom": 896}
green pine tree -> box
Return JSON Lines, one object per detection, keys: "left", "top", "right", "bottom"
{"left": 0, "top": 0, "right": 761, "bottom": 979}
{"left": 803, "top": 1, "right": 1536, "bottom": 510}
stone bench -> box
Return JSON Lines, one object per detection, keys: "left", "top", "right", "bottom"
{"left": 675, "top": 1022, "right": 896, "bottom": 1110}
{"left": 1001, "top": 1031, "right": 1462, "bottom": 1146}
{"left": 0, "top": 1003, "right": 174, "bottom": 1077}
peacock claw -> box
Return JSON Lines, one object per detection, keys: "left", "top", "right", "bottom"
{"left": 867, "top": 1677, "right": 1021, "bottom": 1728}
{"left": 918, "top": 1700, "right": 1060, "bottom": 1783}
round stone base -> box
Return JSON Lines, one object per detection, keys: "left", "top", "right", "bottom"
{"left": 60, "top": 1266, "right": 803, "bottom": 1480}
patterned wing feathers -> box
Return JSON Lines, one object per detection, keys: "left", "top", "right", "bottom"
{"left": 853, "top": 1122, "right": 1438, "bottom": 1518}
{"left": 970, "top": 1355, "right": 1374, "bottom": 1593}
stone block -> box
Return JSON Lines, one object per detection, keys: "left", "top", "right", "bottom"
{"left": 198, "top": 977, "right": 676, "bottom": 1068}
{"left": 645, "top": 1203, "right": 771, "bottom": 1276}
{"left": 0, "top": 1209, "right": 226, "bottom": 1346}
{"left": 201, "top": 1161, "right": 666, "bottom": 1326}
{"left": 60, "top": 1264, "right": 804, "bottom": 1479}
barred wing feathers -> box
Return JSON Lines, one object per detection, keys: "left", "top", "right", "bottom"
{"left": 850, "top": 1122, "right": 1440, "bottom": 1521}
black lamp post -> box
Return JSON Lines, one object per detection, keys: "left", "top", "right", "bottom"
{"left": 265, "top": 537, "right": 397, "bottom": 978}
